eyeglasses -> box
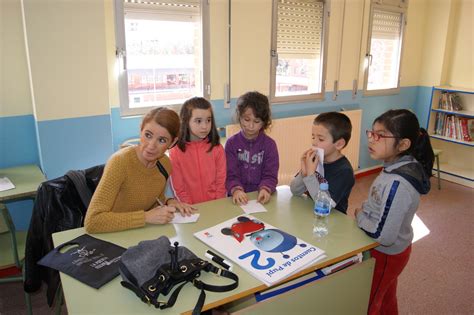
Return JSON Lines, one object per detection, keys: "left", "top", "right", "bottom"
{"left": 366, "top": 130, "right": 399, "bottom": 142}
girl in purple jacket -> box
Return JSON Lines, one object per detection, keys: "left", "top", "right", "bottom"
{"left": 225, "top": 91, "right": 279, "bottom": 205}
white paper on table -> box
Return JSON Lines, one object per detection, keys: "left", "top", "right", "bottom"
{"left": 0, "top": 177, "right": 15, "bottom": 192}
{"left": 171, "top": 213, "right": 200, "bottom": 224}
{"left": 313, "top": 147, "right": 325, "bottom": 177}
{"left": 240, "top": 200, "right": 268, "bottom": 214}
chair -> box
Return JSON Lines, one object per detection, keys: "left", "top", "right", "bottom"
{"left": 433, "top": 149, "right": 442, "bottom": 190}
{"left": 120, "top": 138, "right": 140, "bottom": 149}
{"left": 0, "top": 203, "right": 32, "bottom": 315}
{"left": 24, "top": 165, "right": 104, "bottom": 313}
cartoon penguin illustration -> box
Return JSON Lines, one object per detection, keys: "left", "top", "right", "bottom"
{"left": 221, "top": 216, "right": 306, "bottom": 258}
{"left": 250, "top": 229, "right": 306, "bottom": 259}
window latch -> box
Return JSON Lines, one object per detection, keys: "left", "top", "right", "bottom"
{"left": 116, "top": 48, "right": 127, "bottom": 71}
{"left": 271, "top": 49, "right": 278, "bottom": 58}
{"left": 366, "top": 53, "right": 373, "bottom": 66}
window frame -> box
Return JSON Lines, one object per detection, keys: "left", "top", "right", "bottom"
{"left": 269, "top": 0, "right": 329, "bottom": 104}
{"left": 363, "top": 0, "right": 408, "bottom": 96}
{"left": 114, "top": 0, "right": 210, "bottom": 117}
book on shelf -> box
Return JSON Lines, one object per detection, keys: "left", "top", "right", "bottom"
{"left": 432, "top": 112, "right": 473, "bottom": 142}
{"left": 438, "top": 92, "right": 463, "bottom": 111}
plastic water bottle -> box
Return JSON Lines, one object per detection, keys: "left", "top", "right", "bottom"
{"left": 313, "top": 183, "right": 331, "bottom": 237}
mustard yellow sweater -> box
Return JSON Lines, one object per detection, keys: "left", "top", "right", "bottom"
{"left": 84, "top": 146, "right": 171, "bottom": 233}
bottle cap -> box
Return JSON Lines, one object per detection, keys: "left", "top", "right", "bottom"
{"left": 320, "top": 183, "right": 329, "bottom": 191}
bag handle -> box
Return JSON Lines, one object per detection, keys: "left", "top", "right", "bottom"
{"left": 190, "top": 264, "right": 239, "bottom": 315}
{"left": 156, "top": 160, "right": 169, "bottom": 180}
{"left": 158, "top": 263, "right": 239, "bottom": 313}
{"left": 192, "top": 263, "right": 239, "bottom": 292}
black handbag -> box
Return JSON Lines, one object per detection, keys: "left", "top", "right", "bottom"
{"left": 119, "top": 236, "right": 238, "bottom": 314}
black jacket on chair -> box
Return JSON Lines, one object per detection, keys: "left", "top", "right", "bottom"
{"left": 23, "top": 165, "right": 104, "bottom": 306}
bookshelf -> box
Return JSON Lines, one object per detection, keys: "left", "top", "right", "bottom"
{"left": 427, "top": 86, "right": 474, "bottom": 188}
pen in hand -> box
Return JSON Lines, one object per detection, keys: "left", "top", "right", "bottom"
{"left": 156, "top": 197, "right": 165, "bottom": 207}
{"left": 156, "top": 197, "right": 175, "bottom": 213}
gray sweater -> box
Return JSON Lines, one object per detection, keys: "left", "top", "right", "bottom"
{"left": 356, "top": 156, "right": 430, "bottom": 255}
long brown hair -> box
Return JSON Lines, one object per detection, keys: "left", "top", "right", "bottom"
{"left": 177, "top": 97, "right": 220, "bottom": 152}
{"left": 141, "top": 107, "right": 180, "bottom": 146}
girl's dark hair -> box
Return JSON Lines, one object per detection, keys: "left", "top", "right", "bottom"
{"left": 141, "top": 107, "right": 180, "bottom": 143}
{"left": 176, "top": 97, "right": 220, "bottom": 152}
{"left": 374, "top": 109, "right": 434, "bottom": 177}
{"left": 235, "top": 91, "right": 272, "bottom": 130}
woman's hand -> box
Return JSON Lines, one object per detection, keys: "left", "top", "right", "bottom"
{"left": 145, "top": 206, "right": 175, "bottom": 224}
{"left": 257, "top": 189, "right": 271, "bottom": 204}
{"left": 232, "top": 189, "right": 248, "bottom": 205}
{"left": 167, "top": 199, "right": 197, "bottom": 217}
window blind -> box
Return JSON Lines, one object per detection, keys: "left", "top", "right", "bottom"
{"left": 371, "top": 9, "right": 402, "bottom": 40}
{"left": 277, "top": 0, "right": 324, "bottom": 58}
{"left": 124, "top": 0, "right": 200, "bottom": 16}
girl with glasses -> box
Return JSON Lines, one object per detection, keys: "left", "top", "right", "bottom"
{"left": 348, "top": 109, "right": 434, "bottom": 314}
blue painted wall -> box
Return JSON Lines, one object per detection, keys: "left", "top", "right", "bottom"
{"left": 0, "top": 115, "right": 40, "bottom": 169}
{"left": 413, "top": 86, "right": 433, "bottom": 129}
{"left": 37, "top": 115, "right": 114, "bottom": 179}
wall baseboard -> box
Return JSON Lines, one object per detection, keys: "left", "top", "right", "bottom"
{"left": 355, "top": 165, "right": 383, "bottom": 179}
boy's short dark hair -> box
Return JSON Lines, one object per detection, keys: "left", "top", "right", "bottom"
{"left": 235, "top": 91, "right": 272, "bottom": 130}
{"left": 314, "top": 112, "right": 352, "bottom": 148}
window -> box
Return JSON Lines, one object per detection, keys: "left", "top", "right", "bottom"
{"left": 270, "top": 0, "right": 328, "bottom": 103}
{"left": 114, "top": 0, "right": 209, "bottom": 116}
{"left": 364, "top": 0, "right": 407, "bottom": 95}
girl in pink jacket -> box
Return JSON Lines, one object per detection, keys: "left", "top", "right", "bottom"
{"left": 169, "top": 97, "right": 227, "bottom": 204}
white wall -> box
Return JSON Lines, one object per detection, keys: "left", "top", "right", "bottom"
{"left": 0, "top": 0, "right": 33, "bottom": 117}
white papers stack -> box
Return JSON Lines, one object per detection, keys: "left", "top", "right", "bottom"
{"left": 171, "top": 213, "right": 200, "bottom": 224}
{"left": 194, "top": 215, "right": 326, "bottom": 286}
{"left": 240, "top": 200, "right": 268, "bottom": 214}
{"left": 0, "top": 177, "right": 15, "bottom": 192}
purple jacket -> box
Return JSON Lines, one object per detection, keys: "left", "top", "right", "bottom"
{"left": 225, "top": 130, "right": 279, "bottom": 193}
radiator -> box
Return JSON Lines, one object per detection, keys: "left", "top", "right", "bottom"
{"left": 225, "top": 109, "right": 362, "bottom": 185}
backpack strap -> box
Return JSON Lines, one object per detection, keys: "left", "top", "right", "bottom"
{"left": 156, "top": 160, "right": 169, "bottom": 180}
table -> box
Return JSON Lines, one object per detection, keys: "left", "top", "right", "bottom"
{"left": 0, "top": 164, "right": 45, "bottom": 203}
{"left": 53, "top": 186, "right": 377, "bottom": 314}
{"left": 0, "top": 164, "right": 45, "bottom": 315}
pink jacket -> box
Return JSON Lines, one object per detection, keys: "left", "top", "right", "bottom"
{"left": 169, "top": 140, "right": 227, "bottom": 204}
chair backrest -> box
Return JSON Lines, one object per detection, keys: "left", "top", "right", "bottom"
{"left": 120, "top": 138, "right": 140, "bottom": 149}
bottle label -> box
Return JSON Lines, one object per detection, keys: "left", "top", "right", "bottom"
{"left": 315, "top": 202, "right": 330, "bottom": 215}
